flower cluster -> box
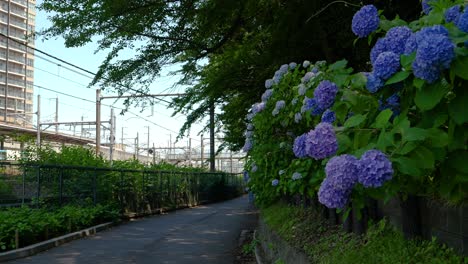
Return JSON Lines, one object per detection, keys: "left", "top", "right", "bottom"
{"left": 294, "top": 112, "right": 302, "bottom": 123}
{"left": 321, "top": 109, "right": 336, "bottom": 123}
{"left": 272, "top": 179, "right": 279, "bottom": 186}
{"left": 314, "top": 80, "right": 338, "bottom": 109}
{"left": 261, "top": 89, "right": 273, "bottom": 102}
{"left": 273, "top": 64, "right": 289, "bottom": 84}
{"left": 304, "top": 122, "right": 338, "bottom": 160}
{"left": 298, "top": 84, "right": 307, "bottom": 96}
{"left": 292, "top": 172, "right": 302, "bottom": 180}
{"left": 303, "top": 60, "right": 311, "bottom": 68}
{"left": 358, "top": 150, "right": 393, "bottom": 188}
{"left": 318, "top": 150, "right": 393, "bottom": 208}
{"left": 373, "top": 52, "right": 400, "bottom": 80}
{"left": 242, "top": 138, "right": 253, "bottom": 152}
{"left": 409, "top": 26, "right": 455, "bottom": 83}
{"left": 265, "top": 79, "right": 274, "bottom": 89}
{"left": 370, "top": 26, "right": 412, "bottom": 64}
{"left": 457, "top": 8, "right": 468, "bottom": 33}
{"left": 379, "top": 93, "right": 400, "bottom": 117}
{"left": 445, "top": 5, "right": 461, "bottom": 24}
{"left": 301, "top": 98, "right": 322, "bottom": 116}
{"left": 364, "top": 72, "right": 385, "bottom": 93}
{"left": 301, "top": 71, "right": 316, "bottom": 83}
{"left": 352, "top": 5, "right": 380, "bottom": 38}
{"left": 272, "top": 100, "right": 286, "bottom": 116}
{"left": 293, "top": 134, "right": 308, "bottom": 158}
{"left": 422, "top": 0, "right": 433, "bottom": 15}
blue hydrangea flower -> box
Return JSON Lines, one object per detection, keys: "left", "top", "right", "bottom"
{"left": 311, "top": 67, "right": 319, "bottom": 74}
{"left": 416, "top": 34, "right": 454, "bottom": 69}
{"left": 422, "top": 0, "right": 433, "bottom": 15}
{"left": 294, "top": 112, "right": 302, "bottom": 123}
{"left": 358, "top": 149, "right": 393, "bottom": 188}
{"left": 242, "top": 138, "right": 253, "bottom": 152}
{"left": 265, "top": 79, "right": 274, "bottom": 89}
{"left": 373, "top": 52, "right": 400, "bottom": 80}
{"left": 301, "top": 98, "right": 323, "bottom": 116}
{"left": 252, "top": 102, "right": 266, "bottom": 114}
{"left": 352, "top": 5, "right": 380, "bottom": 38}
{"left": 325, "top": 154, "right": 359, "bottom": 191}
{"left": 303, "top": 60, "right": 310, "bottom": 68}
{"left": 247, "top": 123, "right": 253, "bottom": 130}
{"left": 305, "top": 122, "right": 338, "bottom": 160}
{"left": 445, "top": 5, "right": 461, "bottom": 24}
{"left": 404, "top": 34, "right": 417, "bottom": 54}
{"left": 457, "top": 9, "right": 468, "bottom": 32}
{"left": 279, "top": 64, "right": 289, "bottom": 73}
{"left": 378, "top": 94, "right": 401, "bottom": 117}
{"left": 364, "top": 72, "right": 384, "bottom": 93}
{"left": 301, "top": 72, "right": 315, "bottom": 83}
{"left": 292, "top": 172, "right": 302, "bottom": 180}
{"left": 276, "top": 100, "right": 286, "bottom": 110}
{"left": 318, "top": 179, "right": 351, "bottom": 209}
{"left": 370, "top": 38, "right": 389, "bottom": 64}
{"left": 272, "top": 179, "right": 279, "bottom": 186}
{"left": 418, "top": 25, "right": 449, "bottom": 38}
{"left": 279, "top": 170, "right": 285, "bottom": 175}
{"left": 292, "top": 98, "right": 298, "bottom": 105}
{"left": 289, "top": 62, "right": 297, "bottom": 69}
{"left": 251, "top": 164, "right": 258, "bottom": 173}
{"left": 314, "top": 80, "right": 338, "bottom": 109}
{"left": 412, "top": 61, "right": 440, "bottom": 83}
{"left": 261, "top": 89, "right": 273, "bottom": 102}
{"left": 293, "top": 133, "right": 307, "bottom": 158}
{"left": 246, "top": 113, "right": 254, "bottom": 121}
{"left": 298, "top": 84, "right": 307, "bottom": 96}
{"left": 321, "top": 109, "right": 336, "bottom": 123}
{"left": 243, "top": 171, "right": 249, "bottom": 181}
{"left": 244, "top": 130, "right": 253, "bottom": 138}
{"left": 384, "top": 26, "right": 413, "bottom": 55}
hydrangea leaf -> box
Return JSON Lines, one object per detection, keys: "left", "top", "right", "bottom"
{"left": 447, "top": 150, "right": 468, "bottom": 174}
{"left": 373, "top": 109, "right": 393, "bottom": 129}
{"left": 409, "top": 146, "right": 435, "bottom": 170}
{"left": 385, "top": 71, "right": 410, "bottom": 85}
{"left": 344, "top": 114, "right": 367, "bottom": 128}
{"left": 350, "top": 72, "right": 367, "bottom": 89}
{"left": 394, "top": 157, "right": 422, "bottom": 177}
{"left": 400, "top": 53, "right": 416, "bottom": 70}
{"left": 448, "top": 84, "right": 468, "bottom": 125}
{"left": 329, "top": 60, "right": 348, "bottom": 70}
{"left": 413, "top": 78, "right": 425, "bottom": 90}
{"left": 403, "top": 127, "right": 428, "bottom": 142}
{"left": 451, "top": 56, "right": 468, "bottom": 80}
{"left": 427, "top": 128, "right": 449, "bottom": 148}
{"left": 414, "top": 81, "right": 449, "bottom": 111}
{"left": 397, "top": 142, "right": 419, "bottom": 155}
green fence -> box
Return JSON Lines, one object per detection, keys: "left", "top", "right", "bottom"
{"left": 0, "top": 163, "right": 244, "bottom": 214}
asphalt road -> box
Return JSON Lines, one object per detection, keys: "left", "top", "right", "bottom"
{"left": 7, "top": 196, "right": 258, "bottom": 264}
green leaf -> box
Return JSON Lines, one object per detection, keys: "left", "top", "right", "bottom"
{"left": 385, "top": 71, "right": 410, "bottom": 85}
{"left": 353, "top": 131, "right": 373, "bottom": 150}
{"left": 398, "top": 142, "right": 419, "bottom": 155}
{"left": 329, "top": 60, "right": 348, "bottom": 70}
{"left": 413, "top": 78, "right": 425, "bottom": 90}
{"left": 451, "top": 56, "right": 468, "bottom": 80}
{"left": 414, "top": 81, "right": 449, "bottom": 111}
{"left": 403, "top": 127, "right": 428, "bottom": 142}
{"left": 373, "top": 109, "right": 393, "bottom": 129}
{"left": 394, "top": 157, "right": 422, "bottom": 178}
{"left": 401, "top": 53, "right": 416, "bottom": 69}
{"left": 448, "top": 86, "right": 468, "bottom": 125}
{"left": 344, "top": 114, "right": 367, "bottom": 128}
{"left": 377, "top": 129, "right": 393, "bottom": 150}
{"left": 427, "top": 128, "right": 449, "bottom": 148}
{"left": 447, "top": 150, "right": 468, "bottom": 174}
{"left": 410, "top": 146, "right": 435, "bottom": 169}
{"left": 350, "top": 72, "right": 367, "bottom": 89}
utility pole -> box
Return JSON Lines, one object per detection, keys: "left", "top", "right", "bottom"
{"left": 230, "top": 151, "right": 233, "bottom": 173}
{"left": 135, "top": 132, "right": 139, "bottom": 160}
{"left": 200, "top": 135, "right": 204, "bottom": 168}
{"left": 146, "top": 126, "right": 150, "bottom": 161}
{"left": 169, "top": 134, "right": 172, "bottom": 160}
{"left": 36, "top": 94, "right": 40, "bottom": 146}
{"left": 96, "top": 89, "right": 101, "bottom": 155}
{"left": 121, "top": 127, "right": 125, "bottom": 149}
{"left": 209, "top": 99, "right": 215, "bottom": 172}
{"left": 55, "top": 97, "right": 58, "bottom": 134}
{"left": 109, "top": 108, "right": 114, "bottom": 165}
{"left": 188, "top": 137, "right": 192, "bottom": 167}
{"left": 152, "top": 142, "right": 156, "bottom": 164}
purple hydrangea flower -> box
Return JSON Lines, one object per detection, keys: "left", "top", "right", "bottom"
{"left": 314, "top": 80, "right": 338, "bottom": 109}
{"left": 292, "top": 172, "right": 302, "bottom": 180}
{"left": 301, "top": 72, "right": 315, "bottom": 83}
{"left": 251, "top": 164, "right": 258, "bottom": 173}
{"left": 294, "top": 112, "right": 302, "bottom": 123}
{"left": 242, "top": 138, "right": 253, "bottom": 152}
{"left": 357, "top": 150, "right": 393, "bottom": 188}
{"left": 265, "top": 79, "right": 274, "bottom": 89}
{"left": 279, "top": 64, "right": 289, "bottom": 73}
{"left": 321, "top": 109, "right": 336, "bottom": 123}
{"left": 373, "top": 52, "right": 400, "bottom": 80}
{"left": 289, "top": 62, "right": 297, "bottom": 69}
{"left": 272, "top": 179, "right": 279, "bottom": 186}
{"left": 370, "top": 38, "right": 389, "bottom": 64}
{"left": 457, "top": 9, "right": 468, "bottom": 32}
{"left": 261, "top": 89, "right": 273, "bottom": 102}
{"left": 293, "top": 133, "right": 307, "bottom": 158}
{"left": 311, "top": 67, "right": 319, "bottom": 74}
{"left": 445, "top": 5, "right": 461, "bottom": 24}
{"left": 252, "top": 102, "right": 266, "bottom": 114}
{"left": 422, "top": 0, "right": 433, "bottom": 15}
{"left": 384, "top": 26, "right": 413, "bottom": 55}
{"left": 301, "top": 98, "right": 323, "bottom": 116}
{"left": 418, "top": 25, "right": 449, "bottom": 37}
{"left": 276, "top": 100, "right": 286, "bottom": 110}
{"left": 303, "top": 60, "right": 310, "bottom": 68}
{"left": 244, "top": 130, "right": 253, "bottom": 138}
{"left": 298, "top": 84, "right": 307, "bottom": 96}
{"left": 247, "top": 123, "right": 253, "bottom": 130}
{"left": 352, "top": 5, "right": 380, "bottom": 38}
{"left": 325, "top": 154, "right": 359, "bottom": 191}
{"left": 365, "top": 72, "right": 384, "bottom": 93}
{"left": 246, "top": 113, "right": 254, "bottom": 121}
{"left": 305, "top": 122, "right": 338, "bottom": 160}
{"left": 318, "top": 179, "right": 351, "bottom": 209}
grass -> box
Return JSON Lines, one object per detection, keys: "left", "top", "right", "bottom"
{"left": 261, "top": 202, "right": 467, "bottom": 264}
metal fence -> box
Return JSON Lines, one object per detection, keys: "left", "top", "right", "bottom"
{"left": 0, "top": 163, "right": 244, "bottom": 215}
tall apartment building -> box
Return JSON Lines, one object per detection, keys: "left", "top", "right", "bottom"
{"left": 0, "top": 0, "right": 35, "bottom": 127}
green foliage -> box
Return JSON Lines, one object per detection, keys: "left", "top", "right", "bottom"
{"left": 0, "top": 204, "right": 119, "bottom": 251}
{"left": 261, "top": 203, "right": 466, "bottom": 264}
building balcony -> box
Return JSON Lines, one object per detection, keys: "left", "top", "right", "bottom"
{"left": 10, "top": 0, "right": 27, "bottom": 8}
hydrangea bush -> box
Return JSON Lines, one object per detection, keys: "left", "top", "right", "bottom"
{"left": 243, "top": 0, "right": 468, "bottom": 212}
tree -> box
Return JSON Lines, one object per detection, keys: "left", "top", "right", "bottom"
{"left": 39, "top": 0, "right": 420, "bottom": 150}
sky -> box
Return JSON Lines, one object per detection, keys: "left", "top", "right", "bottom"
{"left": 32, "top": 0, "right": 210, "bottom": 155}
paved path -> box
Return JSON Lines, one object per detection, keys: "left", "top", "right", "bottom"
{"left": 7, "top": 196, "right": 258, "bottom": 264}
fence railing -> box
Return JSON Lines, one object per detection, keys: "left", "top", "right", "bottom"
{"left": 0, "top": 163, "right": 245, "bottom": 215}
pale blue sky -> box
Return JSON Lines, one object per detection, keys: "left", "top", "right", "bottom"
{"left": 33, "top": 0, "right": 208, "bottom": 153}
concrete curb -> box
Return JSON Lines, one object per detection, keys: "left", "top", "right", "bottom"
{"left": 253, "top": 230, "right": 265, "bottom": 264}
{"left": 0, "top": 222, "right": 115, "bottom": 263}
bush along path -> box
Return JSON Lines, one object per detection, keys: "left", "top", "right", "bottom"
{"left": 243, "top": 0, "right": 468, "bottom": 255}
